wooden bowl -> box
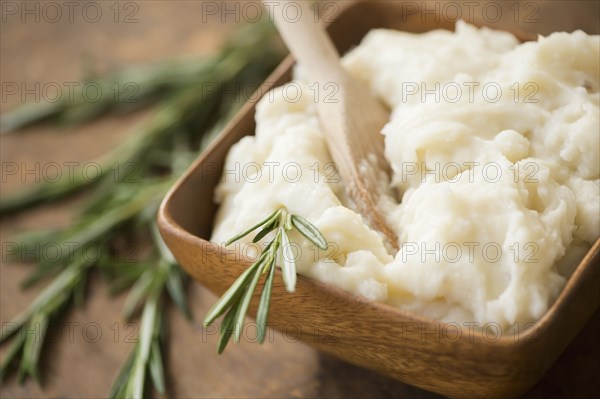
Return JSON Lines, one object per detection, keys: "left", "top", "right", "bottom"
{"left": 158, "top": 2, "right": 600, "bottom": 398}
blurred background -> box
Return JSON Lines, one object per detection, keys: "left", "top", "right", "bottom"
{"left": 1, "top": 1, "right": 599, "bottom": 398}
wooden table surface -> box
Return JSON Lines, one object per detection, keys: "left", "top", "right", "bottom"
{"left": 1, "top": 1, "right": 599, "bottom": 398}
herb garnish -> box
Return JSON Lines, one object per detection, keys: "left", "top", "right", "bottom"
{"left": 203, "top": 207, "right": 327, "bottom": 353}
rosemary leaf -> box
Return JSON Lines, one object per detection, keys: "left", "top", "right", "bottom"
{"left": 1, "top": 253, "right": 90, "bottom": 344}
{"left": 224, "top": 209, "right": 280, "bottom": 246}
{"left": 108, "top": 348, "right": 136, "bottom": 399}
{"left": 19, "top": 313, "right": 49, "bottom": 383}
{"left": 20, "top": 261, "right": 65, "bottom": 290}
{"left": 252, "top": 219, "right": 278, "bottom": 243}
{"left": 122, "top": 269, "right": 156, "bottom": 321}
{"left": 0, "top": 332, "right": 25, "bottom": 381}
{"left": 279, "top": 228, "right": 297, "bottom": 293}
{"left": 264, "top": 234, "right": 280, "bottom": 273}
{"left": 233, "top": 264, "right": 263, "bottom": 343}
{"left": 166, "top": 262, "right": 192, "bottom": 320}
{"left": 73, "top": 271, "right": 88, "bottom": 308}
{"left": 291, "top": 215, "right": 327, "bottom": 250}
{"left": 149, "top": 340, "right": 165, "bottom": 394}
{"left": 216, "top": 305, "right": 238, "bottom": 355}
{"left": 130, "top": 292, "right": 160, "bottom": 399}
{"left": 7, "top": 229, "right": 62, "bottom": 259}
{"left": 0, "top": 101, "right": 61, "bottom": 135}
{"left": 256, "top": 258, "right": 276, "bottom": 344}
{"left": 102, "top": 261, "right": 148, "bottom": 296}
{"left": 203, "top": 260, "right": 261, "bottom": 327}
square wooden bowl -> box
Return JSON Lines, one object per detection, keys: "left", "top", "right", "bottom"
{"left": 158, "top": 2, "right": 600, "bottom": 398}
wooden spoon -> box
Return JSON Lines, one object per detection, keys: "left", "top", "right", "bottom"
{"left": 269, "top": 1, "right": 399, "bottom": 251}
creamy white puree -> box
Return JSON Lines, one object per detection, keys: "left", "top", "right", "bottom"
{"left": 212, "top": 22, "right": 600, "bottom": 330}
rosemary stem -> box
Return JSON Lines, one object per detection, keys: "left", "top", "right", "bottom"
{"left": 130, "top": 292, "right": 160, "bottom": 399}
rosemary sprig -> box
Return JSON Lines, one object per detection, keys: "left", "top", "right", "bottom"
{"left": 109, "top": 291, "right": 166, "bottom": 399}
{"left": 0, "top": 249, "right": 92, "bottom": 382}
{"left": 108, "top": 230, "right": 185, "bottom": 399}
{"left": 203, "top": 207, "right": 327, "bottom": 353}
{"left": 0, "top": 19, "right": 283, "bottom": 214}
{"left": 1, "top": 18, "right": 285, "bottom": 398}
{"left": 0, "top": 55, "right": 211, "bottom": 135}
{"left": 0, "top": 179, "right": 169, "bottom": 381}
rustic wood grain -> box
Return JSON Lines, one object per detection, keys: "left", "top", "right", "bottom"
{"left": 2, "top": 1, "right": 600, "bottom": 398}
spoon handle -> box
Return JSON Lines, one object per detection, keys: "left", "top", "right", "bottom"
{"left": 265, "top": 0, "right": 399, "bottom": 251}
{"left": 269, "top": 1, "right": 344, "bottom": 81}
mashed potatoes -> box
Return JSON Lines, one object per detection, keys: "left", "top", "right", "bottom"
{"left": 212, "top": 22, "right": 599, "bottom": 330}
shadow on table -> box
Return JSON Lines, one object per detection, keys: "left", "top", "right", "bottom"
{"left": 315, "top": 308, "right": 600, "bottom": 399}
{"left": 315, "top": 353, "right": 444, "bottom": 399}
